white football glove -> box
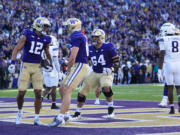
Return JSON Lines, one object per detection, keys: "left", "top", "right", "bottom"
{"left": 58, "top": 72, "right": 66, "bottom": 81}
{"left": 103, "top": 68, "right": 112, "bottom": 75}
{"left": 8, "top": 64, "right": 15, "bottom": 74}
{"left": 158, "top": 69, "right": 163, "bottom": 82}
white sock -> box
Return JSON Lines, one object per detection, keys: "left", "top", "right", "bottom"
{"left": 163, "top": 96, "right": 168, "bottom": 100}
{"left": 34, "top": 114, "right": 39, "bottom": 120}
{"left": 57, "top": 113, "right": 64, "bottom": 120}
{"left": 96, "top": 98, "right": 99, "bottom": 101}
{"left": 107, "top": 102, "right": 114, "bottom": 107}
{"left": 170, "top": 104, "right": 174, "bottom": 107}
{"left": 76, "top": 107, "right": 82, "bottom": 113}
{"left": 18, "top": 110, "right": 23, "bottom": 114}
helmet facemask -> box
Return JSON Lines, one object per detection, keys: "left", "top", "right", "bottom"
{"left": 91, "top": 29, "right": 105, "bottom": 48}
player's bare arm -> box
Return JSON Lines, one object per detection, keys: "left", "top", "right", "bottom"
{"left": 159, "top": 50, "right": 165, "bottom": 70}
{"left": 12, "top": 35, "right": 26, "bottom": 60}
{"left": 67, "top": 47, "right": 79, "bottom": 72}
{"left": 44, "top": 44, "right": 52, "bottom": 65}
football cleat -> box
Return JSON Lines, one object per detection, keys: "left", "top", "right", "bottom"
{"left": 70, "top": 112, "right": 81, "bottom": 121}
{"left": 169, "top": 106, "right": 175, "bottom": 114}
{"left": 51, "top": 104, "right": 60, "bottom": 110}
{"left": 158, "top": 100, "right": 168, "bottom": 108}
{"left": 34, "top": 120, "right": 45, "bottom": 126}
{"left": 104, "top": 107, "right": 115, "bottom": 119}
{"left": 104, "top": 112, "right": 115, "bottom": 119}
{"left": 94, "top": 99, "right": 100, "bottom": 105}
{"left": 64, "top": 112, "right": 72, "bottom": 122}
{"left": 15, "top": 113, "right": 22, "bottom": 125}
{"left": 48, "top": 116, "right": 65, "bottom": 127}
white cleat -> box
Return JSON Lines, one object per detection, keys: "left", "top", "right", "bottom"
{"left": 64, "top": 112, "right": 72, "bottom": 122}
{"left": 94, "top": 99, "right": 100, "bottom": 105}
{"left": 158, "top": 100, "right": 168, "bottom": 108}
{"left": 34, "top": 120, "right": 45, "bottom": 126}
{"left": 48, "top": 117, "right": 65, "bottom": 127}
{"left": 104, "top": 113, "right": 115, "bottom": 119}
{"left": 15, "top": 113, "right": 22, "bottom": 125}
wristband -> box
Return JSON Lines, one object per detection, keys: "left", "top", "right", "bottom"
{"left": 11, "top": 60, "right": 15, "bottom": 64}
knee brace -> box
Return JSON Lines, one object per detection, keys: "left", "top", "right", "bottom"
{"left": 102, "top": 87, "right": 113, "bottom": 97}
{"left": 77, "top": 93, "right": 86, "bottom": 103}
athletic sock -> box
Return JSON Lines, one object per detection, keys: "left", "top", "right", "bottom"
{"left": 34, "top": 114, "right": 39, "bottom": 121}
{"left": 76, "top": 107, "right": 82, "bottom": 113}
{"left": 107, "top": 102, "right": 114, "bottom": 107}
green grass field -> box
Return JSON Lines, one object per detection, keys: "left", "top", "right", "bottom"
{"left": 1, "top": 84, "right": 177, "bottom": 101}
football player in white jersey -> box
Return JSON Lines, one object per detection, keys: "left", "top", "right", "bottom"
{"left": 42, "top": 35, "right": 61, "bottom": 109}
{"left": 158, "top": 23, "right": 180, "bottom": 114}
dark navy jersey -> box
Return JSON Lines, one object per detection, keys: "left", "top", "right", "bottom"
{"left": 89, "top": 43, "right": 117, "bottom": 73}
{"left": 22, "top": 29, "right": 51, "bottom": 63}
{"left": 70, "top": 31, "right": 88, "bottom": 64}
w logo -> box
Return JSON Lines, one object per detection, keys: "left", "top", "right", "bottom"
{"left": 70, "top": 20, "right": 77, "bottom": 24}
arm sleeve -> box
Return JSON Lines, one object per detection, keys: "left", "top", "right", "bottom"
{"left": 109, "top": 44, "right": 118, "bottom": 57}
{"left": 23, "top": 29, "right": 28, "bottom": 37}
{"left": 53, "top": 57, "right": 60, "bottom": 73}
{"left": 71, "top": 37, "right": 81, "bottom": 48}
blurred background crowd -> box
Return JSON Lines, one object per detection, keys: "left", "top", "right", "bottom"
{"left": 0, "top": 0, "right": 180, "bottom": 89}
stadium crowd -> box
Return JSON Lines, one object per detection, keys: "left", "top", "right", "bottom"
{"left": 0, "top": 0, "right": 180, "bottom": 89}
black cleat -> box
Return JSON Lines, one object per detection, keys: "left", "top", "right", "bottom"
{"left": 71, "top": 112, "right": 81, "bottom": 121}
{"left": 51, "top": 103, "right": 60, "bottom": 109}
{"left": 108, "top": 107, "right": 114, "bottom": 115}
{"left": 169, "top": 106, "right": 175, "bottom": 114}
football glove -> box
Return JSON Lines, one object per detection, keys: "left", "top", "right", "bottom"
{"left": 103, "top": 68, "right": 113, "bottom": 75}
{"left": 40, "top": 59, "right": 53, "bottom": 72}
{"left": 58, "top": 72, "right": 66, "bottom": 81}
{"left": 8, "top": 64, "right": 15, "bottom": 74}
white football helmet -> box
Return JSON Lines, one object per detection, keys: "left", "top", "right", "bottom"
{"left": 91, "top": 29, "right": 105, "bottom": 44}
{"left": 160, "top": 23, "right": 176, "bottom": 36}
{"left": 64, "top": 18, "right": 82, "bottom": 34}
{"left": 33, "top": 17, "right": 51, "bottom": 32}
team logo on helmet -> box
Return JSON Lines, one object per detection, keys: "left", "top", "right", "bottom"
{"left": 64, "top": 18, "right": 82, "bottom": 34}
{"left": 33, "top": 17, "right": 51, "bottom": 32}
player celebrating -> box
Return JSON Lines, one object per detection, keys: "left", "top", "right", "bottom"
{"left": 158, "top": 23, "right": 180, "bottom": 114}
{"left": 72, "top": 29, "right": 119, "bottom": 120}
{"left": 8, "top": 17, "right": 52, "bottom": 125}
{"left": 42, "top": 35, "right": 60, "bottom": 109}
{"left": 48, "top": 18, "right": 89, "bottom": 127}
